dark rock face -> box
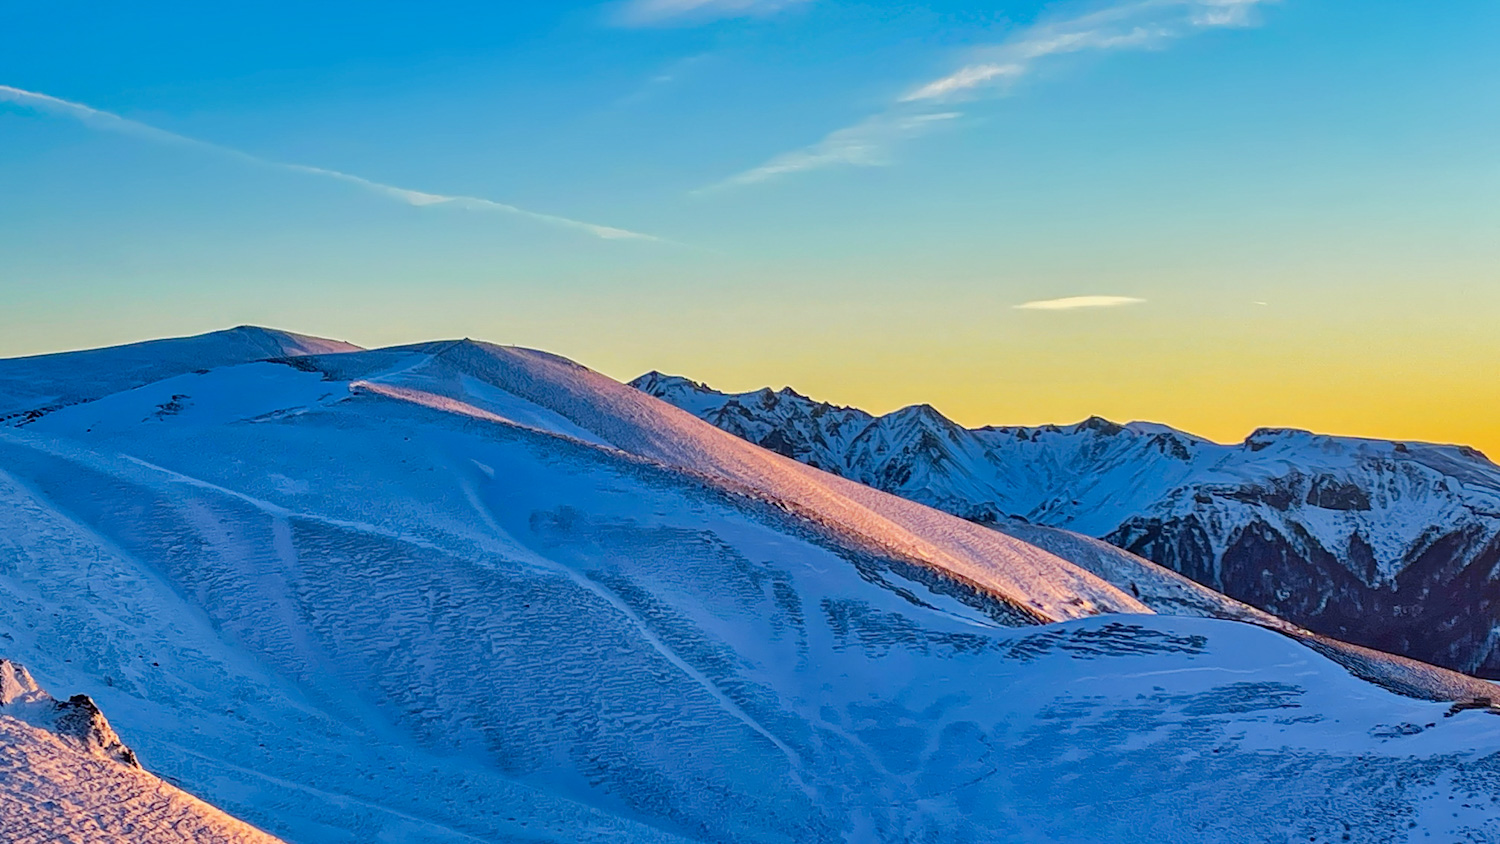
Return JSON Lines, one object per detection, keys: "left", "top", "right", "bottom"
{"left": 1108, "top": 515, "right": 1500, "bottom": 676}
{"left": 1215, "top": 479, "right": 1299, "bottom": 511}
{"left": 1306, "top": 476, "right": 1373, "bottom": 511}
{"left": 53, "top": 694, "right": 141, "bottom": 768}
{"left": 1111, "top": 517, "right": 1218, "bottom": 587}
{"left": 0, "top": 660, "right": 141, "bottom": 767}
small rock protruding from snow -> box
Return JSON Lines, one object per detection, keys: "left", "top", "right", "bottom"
{"left": 0, "top": 659, "right": 140, "bottom": 767}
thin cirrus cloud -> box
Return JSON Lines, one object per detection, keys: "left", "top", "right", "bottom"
{"left": 0, "top": 84, "right": 656, "bottom": 242}
{"left": 902, "top": 0, "right": 1275, "bottom": 104}
{"left": 614, "top": 0, "right": 812, "bottom": 26}
{"left": 712, "top": 0, "right": 1277, "bottom": 188}
{"left": 701, "top": 111, "right": 962, "bottom": 192}
{"left": 1014, "top": 295, "right": 1147, "bottom": 311}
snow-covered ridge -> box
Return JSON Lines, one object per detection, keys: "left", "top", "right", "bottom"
{"left": 633, "top": 371, "right": 1500, "bottom": 675}
{"left": 351, "top": 339, "right": 1155, "bottom": 623}
{"left": 0, "top": 325, "right": 361, "bottom": 425}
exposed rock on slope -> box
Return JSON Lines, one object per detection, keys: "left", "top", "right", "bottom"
{"left": 0, "top": 659, "right": 283, "bottom": 843}
{"left": 1, "top": 659, "right": 139, "bottom": 767}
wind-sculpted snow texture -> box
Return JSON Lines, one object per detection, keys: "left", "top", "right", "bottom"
{"left": 0, "top": 331, "right": 1499, "bottom": 842}
{"left": 0, "top": 660, "right": 285, "bottom": 843}
{"left": 634, "top": 372, "right": 1500, "bottom": 676}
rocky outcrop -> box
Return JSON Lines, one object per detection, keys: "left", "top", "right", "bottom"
{"left": 0, "top": 659, "right": 139, "bottom": 767}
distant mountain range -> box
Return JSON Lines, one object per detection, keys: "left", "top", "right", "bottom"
{"left": 632, "top": 372, "right": 1500, "bottom": 676}
{"left": 2, "top": 327, "right": 1499, "bottom": 843}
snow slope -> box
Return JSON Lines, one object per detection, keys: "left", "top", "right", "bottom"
{"left": 635, "top": 372, "right": 1500, "bottom": 675}
{"left": 0, "top": 660, "right": 285, "bottom": 844}
{"left": 357, "top": 340, "right": 1156, "bottom": 623}
{"left": 0, "top": 332, "right": 1498, "bottom": 842}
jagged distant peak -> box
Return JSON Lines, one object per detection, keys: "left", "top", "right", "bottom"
{"left": 629, "top": 370, "right": 711, "bottom": 394}
{"left": 1123, "top": 420, "right": 1186, "bottom": 436}
{"left": 1073, "top": 415, "right": 1127, "bottom": 435}
{"left": 885, "top": 402, "right": 946, "bottom": 422}
{"left": 1245, "top": 426, "right": 1316, "bottom": 440}
{"left": 632, "top": 371, "right": 870, "bottom": 416}
{"left": 863, "top": 404, "right": 971, "bottom": 448}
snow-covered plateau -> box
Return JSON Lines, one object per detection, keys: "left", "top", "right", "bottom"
{"left": 635, "top": 372, "right": 1500, "bottom": 676}
{"left": 0, "top": 327, "right": 1498, "bottom": 842}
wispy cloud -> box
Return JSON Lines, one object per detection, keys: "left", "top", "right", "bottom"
{"left": 615, "top": 53, "right": 713, "bottom": 109}
{"left": 0, "top": 84, "right": 656, "bottom": 242}
{"left": 712, "top": 0, "right": 1277, "bottom": 188}
{"left": 701, "top": 111, "right": 961, "bottom": 190}
{"left": 615, "top": 0, "right": 811, "bottom": 27}
{"left": 1014, "top": 295, "right": 1147, "bottom": 310}
{"left": 903, "top": 0, "right": 1274, "bottom": 104}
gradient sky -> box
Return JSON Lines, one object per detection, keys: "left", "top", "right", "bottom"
{"left": 2, "top": 0, "right": 1497, "bottom": 452}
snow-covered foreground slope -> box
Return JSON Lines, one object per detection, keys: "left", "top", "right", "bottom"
{"left": 635, "top": 373, "right": 1500, "bottom": 675}
{"left": 0, "top": 660, "right": 284, "bottom": 843}
{"left": 0, "top": 331, "right": 1498, "bottom": 842}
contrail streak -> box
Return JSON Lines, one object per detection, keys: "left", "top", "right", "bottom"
{"left": 0, "top": 84, "right": 657, "bottom": 242}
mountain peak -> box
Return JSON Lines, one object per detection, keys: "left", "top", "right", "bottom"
{"left": 212, "top": 325, "right": 363, "bottom": 356}
{"left": 887, "top": 403, "right": 946, "bottom": 422}
{"left": 1074, "top": 416, "right": 1126, "bottom": 436}
{"left": 630, "top": 370, "right": 716, "bottom": 393}
{"left": 0, "top": 325, "right": 363, "bottom": 419}
{"left": 776, "top": 385, "right": 810, "bottom": 400}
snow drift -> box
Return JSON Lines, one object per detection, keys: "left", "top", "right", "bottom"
{"left": 0, "top": 659, "right": 284, "bottom": 843}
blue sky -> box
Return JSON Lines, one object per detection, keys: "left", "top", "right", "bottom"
{"left": 2, "top": 0, "right": 1497, "bottom": 448}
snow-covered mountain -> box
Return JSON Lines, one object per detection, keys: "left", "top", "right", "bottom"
{"left": 633, "top": 372, "right": 1500, "bottom": 676}
{"left": 0, "top": 325, "right": 361, "bottom": 424}
{"left": 1, "top": 329, "right": 1499, "bottom": 842}
{"left": 0, "top": 659, "right": 284, "bottom": 843}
